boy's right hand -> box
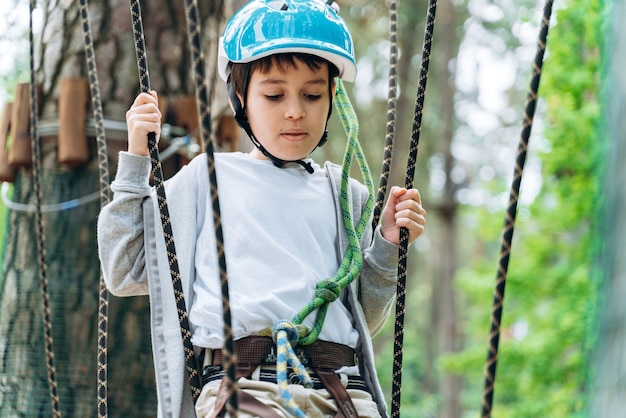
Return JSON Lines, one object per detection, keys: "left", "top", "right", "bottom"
{"left": 126, "top": 91, "right": 161, "bottom": 156}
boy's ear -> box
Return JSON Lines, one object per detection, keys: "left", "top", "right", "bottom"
{"left": 227, "top": 99, "right": 235, "bottom": 115}
{"left": 227, "top": 83, "right": 244, "bottom": 118}
{"left": 227, "top": 82, "right": 252, "bottom": 137}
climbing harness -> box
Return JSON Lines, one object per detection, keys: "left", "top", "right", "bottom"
{"left": 481, "top": 1, "right": 554, "bottom": 416}
{"left": 28, "top": 0, "right": 61, "bottom": 416}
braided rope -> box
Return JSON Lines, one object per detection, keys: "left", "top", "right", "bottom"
{"left": 128, "top": 0, "right": 202, "bottom": 402}
{"left": 372, "top": 0, "right": 398, "bottom": 229}
{"left": 271, "top": 79, "right": 375, "bottom": 416}
{"left": 390, "top": 0, "right": 437, "bottom": 416}
{"left": 294, "top": 79, "right": 375, "bottom": 342}
{"left": 77, "top": 1, "right": 112, "bottom": 416}
{"left": 481, "top": 1, "right": 553, "bottom": 416}
{"left": 272, "top": 321, "right": 313, "bottom": 417}
{"left": 29, "top": 1, "right": 61, "bottom": 416}
{"left": 183, "top": 0, "right": 237, "bottom": 413}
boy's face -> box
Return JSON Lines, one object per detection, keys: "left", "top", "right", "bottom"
{"left": 244, "top": 58, "right": 334, "bottom": 162}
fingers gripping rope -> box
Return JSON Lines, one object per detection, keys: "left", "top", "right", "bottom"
{"left": 389, "top": 0, "right": 437, "bottom": 415}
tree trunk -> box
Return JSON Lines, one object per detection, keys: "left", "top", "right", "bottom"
{"left": 0, "top": 0, "right": 229, "bottom": 416}
{"left": 431, "top": 0, "right": 463, "bottom": 416}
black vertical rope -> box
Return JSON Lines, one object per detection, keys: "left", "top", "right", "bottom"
{"left": 481, "top": 1, "right": 553, "bottom": 416}
{"left": 29, "top": 0, "right": 61, "bottom": 416}
{"left": 183, "top": 0, "right": 238, "bottom": 414}
{"left": 372, "top": 0, "right": 398, "bottom": 229}
{"left": 128, "top": 0, "right": 203, "bottom": 402}
{"left": 390, "top": 0, "right": 437, "bottom": 416}
{"left": 78, "top": 1, "right": 112, "bottom": 416}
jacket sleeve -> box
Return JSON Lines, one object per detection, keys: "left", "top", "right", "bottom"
{"left": 359, "top": 224, "right": 399, "bottom": 336}
{"left": 97, "top": 152, "right": 153, "bottom": 296}
{"left": 348, "top": 178, "right": 399, "bottom": 337}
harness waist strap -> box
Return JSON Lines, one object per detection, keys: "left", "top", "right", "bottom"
{"left": 207, "top": 336, "right": 357, "bottom": 370}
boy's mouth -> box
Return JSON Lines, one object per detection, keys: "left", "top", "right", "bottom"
{"left": 281, "top": 129, "right": 307, "bottom": 141}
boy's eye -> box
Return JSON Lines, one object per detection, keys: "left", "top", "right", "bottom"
{"left": 265, "top": 94, "right": 283, "bottom": 101}
{"left": 305, "top": 94, "right": 322, "bottom": 100}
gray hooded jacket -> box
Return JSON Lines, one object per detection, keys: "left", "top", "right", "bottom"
{"left": 97, "top": 151, "right": 399, "bottom": 417}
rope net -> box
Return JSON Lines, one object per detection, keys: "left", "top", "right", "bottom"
{"left": 0, "top": 168, "right": 157, "bottom": 417}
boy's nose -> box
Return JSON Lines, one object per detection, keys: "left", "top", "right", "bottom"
{"left": 284, "top": 99, "right": 306, "bottom": 120}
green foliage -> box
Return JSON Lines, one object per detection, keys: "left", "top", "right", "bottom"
{"left": 444, "top": 0, "right": 603, "bottom": 416}
{"left": 0, "top": 188, "right": 6, "bottom": 275}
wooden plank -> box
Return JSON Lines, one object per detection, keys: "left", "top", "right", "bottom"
{"left": 0, "top": 102, "right": 16, "bottom": 182}
{"left": 8, "top": 83, "right": 32, "bottom": 167}
{"left": 58, "top": 77, "right": 89, "bottom": 166}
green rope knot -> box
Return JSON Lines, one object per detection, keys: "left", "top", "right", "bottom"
{"left": 315, "top": 279, "right": 341, "bottom": 302}
{"left": 290, "top": 79, "right": 374, "bottom": 349}
{"left": 263, "top": 79, "right": 374, "bottom": 415}
{"left": 272, "top": 319, "right": 300, "bottom": 346}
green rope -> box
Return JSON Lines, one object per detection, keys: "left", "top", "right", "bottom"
{"left": 270, "top": 79, "right": 375, "bottom": 415}
{"left": 292, "top": 79, "right": 375, "bottom": 344}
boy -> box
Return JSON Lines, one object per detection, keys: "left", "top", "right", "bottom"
{"left": 98, "top": 0, "right": 426, "bottom": 417}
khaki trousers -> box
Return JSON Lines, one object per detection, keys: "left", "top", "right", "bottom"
{"left": 195, "top": 375, "right": 382, "bottom": 418}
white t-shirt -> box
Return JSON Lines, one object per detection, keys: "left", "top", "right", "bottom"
{"left": 190, "top": 152, "right": 360, "bottom": 349}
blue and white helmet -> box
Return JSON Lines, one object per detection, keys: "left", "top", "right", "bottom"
{"left": 218, "top": 0, "right": 357, "bottom": 82}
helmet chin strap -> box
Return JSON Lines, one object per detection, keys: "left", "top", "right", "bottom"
{"left": 245, "top": 117, "right": 317, "bottom": 174}
{"left": 226, "top": 66, "right": 333, "bottom": 175}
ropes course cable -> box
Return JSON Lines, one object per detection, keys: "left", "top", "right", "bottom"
{"left": 182, "top": 0, "right": 238, "bottom": 413}
{"left": 390, "top": 0, "right": 437, "bottom": 416}
{"left": 372, "top": 0, "right": 398, "bottom": 230}
{"left": 480, "top": 1, "right": 554, "bottom": 416}
{"left": 127, "top": 0, "right": 203, "bottom": 403}
{"left": 77, "top": 0, "right": 112, "bottom": 416}
{"left": 28, "top": 0, "right": 61, "bottom": 416}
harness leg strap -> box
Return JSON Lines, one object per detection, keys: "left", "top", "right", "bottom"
{"left": 210, "top": 366, "right": 283, "bottom": 418}
{"left": 315, "top": 368, "right": 359, "bottom": 418}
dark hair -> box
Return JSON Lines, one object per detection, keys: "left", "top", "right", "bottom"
{"left": 228, "top": 53, "right": 340, "bottom": 96}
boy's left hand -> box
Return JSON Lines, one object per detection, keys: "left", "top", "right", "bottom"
{"left": 380, "top": 186, "right": 426, "bottom": 245}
